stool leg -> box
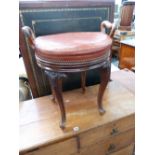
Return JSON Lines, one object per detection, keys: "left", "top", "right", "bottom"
{"left": 45, "top": 71, "right": 66, "bottom": 129}
{"left": 97, "top": 63, "right": 110, "bottom": 114}
{"left": 51, "top": 86, "right": 56, "bottom": 103}
{"left": 50, "top": 78, "right": 63, "bottom": 103}
{"left": 54, "top": 78, "right": 66, "bottom": 129}
{"left": 81, "top": 71, "right": 86, "bottom": 93}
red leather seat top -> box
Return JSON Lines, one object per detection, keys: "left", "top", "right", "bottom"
{"left": 34, "top": 32, "right": 112, "bottom": 62}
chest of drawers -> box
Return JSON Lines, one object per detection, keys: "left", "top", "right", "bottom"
{"left": 20, "top": 70, "right": 135, "bottom": 155}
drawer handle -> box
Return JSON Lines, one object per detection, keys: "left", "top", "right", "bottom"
{"left": 110, "top": 128, "right": 119, "bottom": 135}
{"left": 108, "top": 144, "right": 116, "bottom": 152}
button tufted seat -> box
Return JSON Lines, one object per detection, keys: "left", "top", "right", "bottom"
{"left": 22, "top": 21, "right": 116, "bottom": 128}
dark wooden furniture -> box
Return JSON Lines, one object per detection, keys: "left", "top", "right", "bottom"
{"left": 119, "top": 38, "right": 135, "bottom": 69}
{"left": 112, "top": 1, "right": 135, "bottom": 56}
{"left": 119, "top": 1, "right": 135, "bottom": 31}
{"left": 19, "top": 69, "right": 135, "bottom": 155}
{"left": 19, "top": 0, "right": 115, "bottom": 98}
{"left": 22, "top": 21, "right": 115, "bottom": 128}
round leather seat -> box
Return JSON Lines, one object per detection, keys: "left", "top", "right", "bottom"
{"left": 34, "top": 32, "right": 112, "bottom": 64}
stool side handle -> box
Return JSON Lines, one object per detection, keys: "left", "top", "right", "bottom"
{"left": 100, "top": 21, "right": 116, "bottom": 38}
{"left": 22, "top": 26, "right": 35, "bottom": 49}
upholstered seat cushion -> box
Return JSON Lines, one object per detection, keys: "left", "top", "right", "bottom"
{"left": 34, "top": 32, "right": 112, "bottom": 63}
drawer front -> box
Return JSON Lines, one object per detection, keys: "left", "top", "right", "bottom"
{"left": 80, "top": 114, "right": 134, "bottom": 148}
{"left": 109, "top": 143, "right": 134, "bottom": 155}
{"left": 24, "top": 137, "right": 77, "bottom": 155}
{"left": 74, "top": 128, "right": 134, "bottom": 155}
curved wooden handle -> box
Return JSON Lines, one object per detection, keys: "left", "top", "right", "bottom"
{"left": 22, "top": 26, "right": 35, "bottom": 49}
{"left": 100, "top": 21, "right": 116, "bottom": 38}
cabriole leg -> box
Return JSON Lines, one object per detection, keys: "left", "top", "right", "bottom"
{"left": 45, "top": 71, "right": 66, "bottom": 129}
{"left": 51, "top": 86, "right": 56, "bottom": 103}
{"left": 97, "top": 61, "right": 111, "bottom": 114}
